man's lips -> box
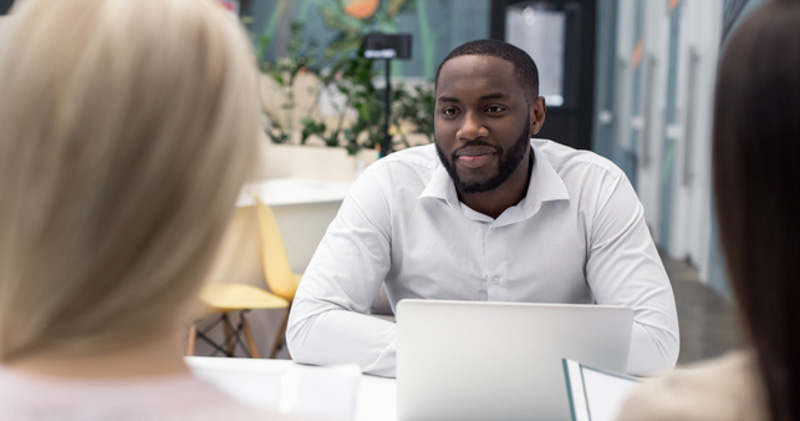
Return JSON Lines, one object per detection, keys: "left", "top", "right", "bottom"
{"left": 455, "top": 146, "right": 497, "bottom": 168}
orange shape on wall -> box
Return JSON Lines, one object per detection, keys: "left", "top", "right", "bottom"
{"left": 343, "top": 0, "right": 379, "bottom": 20}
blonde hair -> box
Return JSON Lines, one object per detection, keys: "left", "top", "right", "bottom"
{"left": 0, "top": 0, "right": 261, "bottom": 361}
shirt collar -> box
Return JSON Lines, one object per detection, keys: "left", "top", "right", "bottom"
{"left": 521, "top": 139, "right": 570, "bottom": 218}
{"left": 420, "top": 164, "right": 460, "bottom": 209}
{"left": 419, "top": 140, "right": 571, "bottom": 216}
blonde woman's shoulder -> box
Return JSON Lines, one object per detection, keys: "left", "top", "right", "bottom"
{"left": 616, "top": 351, "right": 767, "bottom": 421}
{"left": 0, "top": 15, "right": 13, "bottom": 37}
{"left": 1, "top": 16, "right": 17, "bottom": 72}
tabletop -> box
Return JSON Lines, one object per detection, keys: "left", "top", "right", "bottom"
{"left": 236, "top": 178, "right": 353, "bottom": 207}
{"left": 186, "top": 356, "right": 396, "bottom": 421}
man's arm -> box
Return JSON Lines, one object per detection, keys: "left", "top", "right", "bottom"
{"left": 286, "top": 164, "right": 398, "bottom": 377}
{"left": 585, "top": 171, "right": 680, "bottom": 376}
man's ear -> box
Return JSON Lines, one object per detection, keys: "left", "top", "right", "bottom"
{"left": 529, "top": 96, "right": 546, "bottom": 135}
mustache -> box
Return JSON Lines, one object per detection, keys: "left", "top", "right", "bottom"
{"left": 451, "top": 141, "right": 502, "bottom": 158}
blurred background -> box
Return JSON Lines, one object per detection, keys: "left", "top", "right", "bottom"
{"left": 1, "top": 0, "right": 762, "bottom": 364}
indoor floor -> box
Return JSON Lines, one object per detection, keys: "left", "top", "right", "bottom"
{"left": 662, "top": 252, "right": 743, "bottom": 366}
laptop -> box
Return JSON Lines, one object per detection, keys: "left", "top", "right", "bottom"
{"left": 396, "top": 299, "right": 633, "bottom": 421}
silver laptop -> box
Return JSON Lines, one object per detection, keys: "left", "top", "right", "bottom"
{"left": 396, "top": 299, "right": 633, "bottom": 421}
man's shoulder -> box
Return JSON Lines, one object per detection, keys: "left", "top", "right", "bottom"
{"left": 351, "top": 144, "right": 440, "bottom": 200}
{"left": 533, "top": 138, "right": 625, "bottom": 179}
{"left": 383, "top": 143, "right": 439, "bottom": 165}
{"left": 367, "top": 143, "right": 440, "bottom": 175}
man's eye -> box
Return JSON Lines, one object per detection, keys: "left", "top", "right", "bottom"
{"left": 442, "top": 108, "right": 457, "bottom": 116}
{"left": 486, "top": 105, "right": 506, "bottom": 113}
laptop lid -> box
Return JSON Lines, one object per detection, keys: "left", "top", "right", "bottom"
{"left": 396, "top": 299, "right": 633, "bottom": 421}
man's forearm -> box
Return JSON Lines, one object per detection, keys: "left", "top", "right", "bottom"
{"left": 287, "top": 301, "right": 398, "bottom": 377}
{"left": 626, "top": 319, "right": 680, "bottom": 376}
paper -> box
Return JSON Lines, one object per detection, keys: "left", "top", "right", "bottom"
{"left": 563, "top": 358, "right": 640, "bottom": 421}
{"left": 279, "top": 363, "right": 361, "bottom": 421}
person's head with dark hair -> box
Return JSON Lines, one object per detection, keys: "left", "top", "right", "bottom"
{"left": 433, "top": 39, "right": 546, "bottom": 218}
{"left": 435, "top": 39, "right": 540, "bottom": 104}
{"left": 713, "top": 2, "right": 800, "bottom": 420}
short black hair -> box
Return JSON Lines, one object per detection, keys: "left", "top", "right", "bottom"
{"left": 435, "top": 39, "right": 540, "bottom": 104}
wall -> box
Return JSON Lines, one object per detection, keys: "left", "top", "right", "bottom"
{"left": 594, "top": 0, "right": 771, "bottom": 299}
{"left": 593, "top": 0, "right": 720, "bottom": 287}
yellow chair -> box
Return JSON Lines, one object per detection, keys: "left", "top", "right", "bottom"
{"left": 186, "top": 195, "right": 302, "bottom": 359}
{"left": 252, "top": 195, "right": 303, "bottom": 358}
{"left": 187, "top": 283, "right": 288, "bottom": 358}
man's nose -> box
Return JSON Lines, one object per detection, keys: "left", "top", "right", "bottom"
{"left": 457, "top": 111, "right": 488, "bottom": 141}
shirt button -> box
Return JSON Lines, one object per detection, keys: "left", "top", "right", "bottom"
{"left": 490, "top": 276, "right": 500, "bottom": 285}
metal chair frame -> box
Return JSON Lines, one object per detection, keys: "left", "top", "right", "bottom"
{"left": 193, "top": 310, "right": 258, "bottom": 358}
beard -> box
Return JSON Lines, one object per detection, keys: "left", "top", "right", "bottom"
{"left": 435, "top": 117, "right": 530, "bottom": 194}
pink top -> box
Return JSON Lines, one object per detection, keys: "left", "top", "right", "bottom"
{"left": 0, "top": 366, "right": 286, "bottom": 420}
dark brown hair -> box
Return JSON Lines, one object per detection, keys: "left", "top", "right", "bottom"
{"left": 713, "top": 2, "right": 800, "bottom": 420}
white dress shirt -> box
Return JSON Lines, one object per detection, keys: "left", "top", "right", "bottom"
{"left": 287, "top": 138, "right": 679, "bottom": 377}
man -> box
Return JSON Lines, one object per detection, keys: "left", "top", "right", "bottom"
{"left": 286, "top": 40, "right": 679, "bottom": 378}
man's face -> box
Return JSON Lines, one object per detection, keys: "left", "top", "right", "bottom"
{"left": 434, "top": 55, "right": 533, "bottom": 194}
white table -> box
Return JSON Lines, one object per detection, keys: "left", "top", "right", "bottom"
{"left": 237, "top": 177, "right": 353, "bottom": 208}
{"left": 186, "top": 356, "right": 396, "bottom": 421}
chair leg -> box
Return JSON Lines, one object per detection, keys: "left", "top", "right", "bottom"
{"left": 269, "top": 307, "right": 291, "bottom": 359}
{"left": 186, "top": 322, "right": 197, "bottom": 356}
{"left": 240, "top": 312, "right": 260, "bottom": 358}
{"left": 195, "top": 314, "right": 239, "bottom": 357}
{"left": 222, "top": 313, "right": 235, "bottom": 356}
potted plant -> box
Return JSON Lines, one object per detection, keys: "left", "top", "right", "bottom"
{"left": 254, "top": 20, "right": 434, "bottom": 181}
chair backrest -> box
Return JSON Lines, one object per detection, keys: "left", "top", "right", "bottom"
{"left": 253, "top": 195, "right": 298, "bottom": 301}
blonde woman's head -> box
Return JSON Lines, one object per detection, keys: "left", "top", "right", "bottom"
{"left": 0, "top": 0, "right": 261, "bottom": 361}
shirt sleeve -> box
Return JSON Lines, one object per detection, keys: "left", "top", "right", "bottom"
{"left": 286, "top": 164, "right": 398, "bottom": 377}
{"left": 584, "top": 171, "right": 680, "bottom": 376}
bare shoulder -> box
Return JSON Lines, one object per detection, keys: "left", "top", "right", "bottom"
{"left": 616, "top": 351, "right": 767, "bottom": 421}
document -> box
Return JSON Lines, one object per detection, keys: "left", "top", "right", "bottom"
{"left": 562, "top": 358, "right": 640, "bottom": 421}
